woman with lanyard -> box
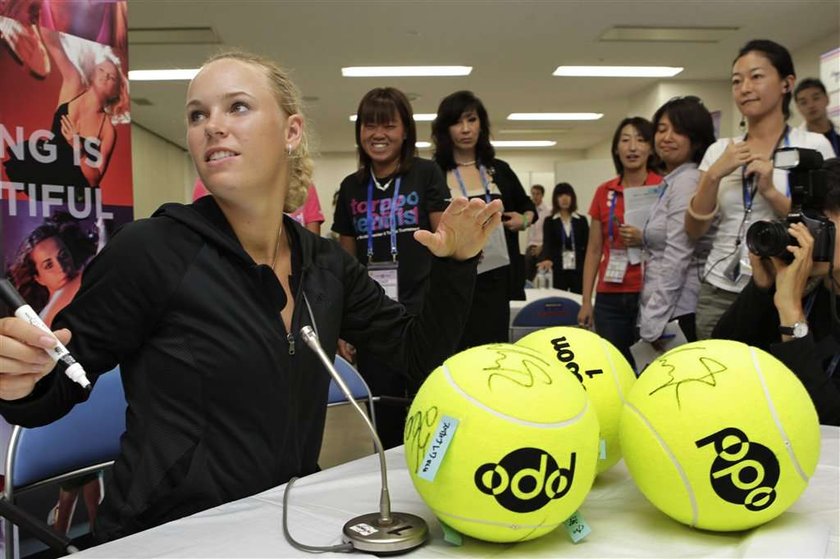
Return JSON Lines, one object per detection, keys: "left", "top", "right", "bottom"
{"left": 638, "top": 97, "right": 716, "bottom": 347}
{"left": 332, "top": 87, "right": 449, "bottom": 448}
{"left": 537, "top": 182, "right": 589, "bottom": 294}
{"left": 431, "top": 90, "right": 536, "bottom": 350}
{"left": 578, "top": 117, "right": 660, "bottom": 371}
{"left": 686, "top": 39, "right": 834, "bottom": 340}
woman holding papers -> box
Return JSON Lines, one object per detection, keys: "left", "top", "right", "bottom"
{"left": 578, "top": 117, "right": 660, "bottom": 371}
{"left": 638, "top": 97, "right": 716, "bottom": 346}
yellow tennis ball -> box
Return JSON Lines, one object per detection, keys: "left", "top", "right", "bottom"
{"left": 619, "top": 339, "right": 821, "bottom": 531}
{"left": 517, "top": 327, "right": 636, "bottom": 474}
{"left": 404, "top": 343, "right": 600, "bottom": 542}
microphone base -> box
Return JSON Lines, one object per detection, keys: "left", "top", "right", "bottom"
{"left": 342, "top": 511, "right": 428, "bottom": 555}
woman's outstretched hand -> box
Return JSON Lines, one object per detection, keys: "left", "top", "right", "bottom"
{"left": 414, "top": 196, "right": 504, "bottom": 261}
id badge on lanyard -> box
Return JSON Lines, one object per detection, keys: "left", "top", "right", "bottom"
{"left": 562, "top": 249, "right": 576, "bottom": 270}
{"left": 604, "top": 193, "right": 627, "bottom": 283}
{"left": 604, "top": 249, "right": 628, "bottom": 283}
{"left": 368, "top": 261, "right": 399, "bottom": 301}
{"left": 453, "top": 166, "right": 510, "bottom": 274}
{"left": 560, "top": 220, "right": 575, "bottom": 270}
{"left": 730, "top": 128, "right": 790, "bottom": 282}
{"left": 366, "top": 175, "right": 402, "bottom": 301}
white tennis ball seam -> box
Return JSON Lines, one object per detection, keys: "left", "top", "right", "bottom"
{"left": 749, "top": 347, "right": 809, "bottom": 483}
{"left": 624, "top": 401, "right": 699, "bottom": 527}
{"left": 601, "top": 337, "right": 627, "bottom": 402}
{"left": 432, "top": 507, "right": 564, "bottom": 530}
{"left": 443, "top": 364, "right": 590, "bottom": 428}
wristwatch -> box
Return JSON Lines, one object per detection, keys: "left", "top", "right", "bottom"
{"left": 778, "top": 321, "right": 809, "bottom": 338}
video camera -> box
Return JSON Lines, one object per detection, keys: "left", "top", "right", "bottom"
{"left": 746, "top": 147, "right": 836, "bottom": 263}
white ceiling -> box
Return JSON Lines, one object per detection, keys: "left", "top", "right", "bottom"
{"left": 126, "top": 0, "right": 840, "bottom": 154}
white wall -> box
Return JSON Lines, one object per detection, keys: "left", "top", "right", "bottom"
{"left": 130, "top": 124, "right": 194, "bottom": 218}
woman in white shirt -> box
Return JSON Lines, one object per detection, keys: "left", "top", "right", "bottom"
{"left": 638, "top": 97, "right": 716, "bottom": 345}
{"left": 685, "top": 39, "right": 834, "bottom": 339}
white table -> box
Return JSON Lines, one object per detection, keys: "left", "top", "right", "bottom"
{"left": 75, "top": 426, "right": 839, "bottom": 558}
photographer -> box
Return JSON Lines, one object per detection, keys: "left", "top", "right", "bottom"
{"left": 713, "top": 156, "right": 840, "bottom": 426}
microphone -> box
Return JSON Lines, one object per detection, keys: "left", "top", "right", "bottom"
{"left": 297, "top": 325, "right": 428, "bottom": 554}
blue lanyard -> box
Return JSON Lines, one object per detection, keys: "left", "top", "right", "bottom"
{"left": 559, "top": 216, "right": 575, "bottom": 249}
{"left": 366, "top": 175, "right": 402, "bottom": 261}
{"left": 453, "top": 165, "right": 492, "bottom": 202}
{"left": 607, "top": 192, "right": 618, "bottom": 243}
{"left": 740, "top": 126, "right": 791, "bottom": 211}
{"left": 826, "top": 128, "right": 840, "bottom": 157}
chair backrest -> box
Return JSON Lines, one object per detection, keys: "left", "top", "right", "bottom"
{"left": 5, "top": 367, "right": 127, "bottom": 496}
{"left": 510, "top": 296, "right": 582, "bottom": 342}
{"left": 328, "top": 356, "right": 377, "bottom": 430}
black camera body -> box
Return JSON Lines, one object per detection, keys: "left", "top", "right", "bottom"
{"left": 746, "top": 147, "right": 836, "bottom": 263}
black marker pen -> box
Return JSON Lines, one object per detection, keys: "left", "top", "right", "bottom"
{"left": 0, "top": 279, "right": 91, "bottom": 391}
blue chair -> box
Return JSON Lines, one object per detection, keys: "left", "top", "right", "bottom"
{"left": 328, "top": 356, "right": 377, "bottom": 431}
{"left": 509, "top": 296, "right": 582, "bottom": 342}
{"left": 2, "top": 367, "right": 126, "bottom": 558}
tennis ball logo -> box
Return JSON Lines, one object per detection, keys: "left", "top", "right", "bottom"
{"left": 696, "top": 427, "right": 780, "bottom": 512}
{"left": 474, "top": 448, "right": 576, "bottom": 513}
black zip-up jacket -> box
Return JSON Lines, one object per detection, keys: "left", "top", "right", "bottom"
{"left": 0, "top": 196, "right": 476, "bottom": 542}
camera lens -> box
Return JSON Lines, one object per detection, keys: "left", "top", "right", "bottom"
{"left": 746, "top": 220, "right": 791, "bottom": 258}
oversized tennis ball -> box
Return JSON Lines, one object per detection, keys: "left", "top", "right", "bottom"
{"left": 517, "top": 327, "right": 635, "bottom": 474}
{"left": 404, "top": 343, "right": 599, "bottom": 542}
{"left": 619, "top": 339, "right": 821, "bottom": 531}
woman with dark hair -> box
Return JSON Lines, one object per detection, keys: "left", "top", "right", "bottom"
{"left": 332, "top": 87, "right": 449, "bottom": 448}
{"left": 8, "top": 212, "right": 99, "bottom": 326}
{"left": 638, "top": 97, "right": 716, "bottom": 345}
{"left": 6, "top": 211, "right": 101, "bottom": 535}
{"left": 686, "top": 39, "right": 834, "bottom": 339}
{"left": 537, "top": 182, "right": 588, "bottom": 294}
{"left": 578, "top": 117, "right": 660, "bottom": 370}
{"left": 432, "top": 90, "right": 536, "bottom": 349}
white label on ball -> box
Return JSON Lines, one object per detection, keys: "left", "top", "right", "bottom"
{"left": 599, "top": 439, "right": 607, "bottom": 460}
{"left": 417, "top": 415, "right": 459, "bottom": 481}
{"left": 348, "top": 523, "right": 378, "bottom": 536}
{"left": 563, "top": 510, "right": 591, "bottom": 543}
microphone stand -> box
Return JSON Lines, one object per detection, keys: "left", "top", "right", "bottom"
{"left": 299, "top": 326, "right": 428, "bottom": 554}
{"left": 0, "top": 499, "right": 78, "bottom": 555}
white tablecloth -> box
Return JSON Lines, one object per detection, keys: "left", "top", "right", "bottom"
{"left": 75, "top": 426, "right": 839, "bottom": 558}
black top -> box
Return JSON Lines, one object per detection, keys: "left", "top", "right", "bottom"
{"left": 540, "top": 213, "right": 589, "bottom": 275}
{"left": 0, "top": 195, "right": 477, "bottom": 542}
{"left": 332, "top": 157, "right": 449, "bottom": 313}
{"left": 713, "top": 280, "right": 840, "bottom": 426}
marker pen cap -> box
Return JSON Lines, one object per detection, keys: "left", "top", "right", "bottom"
{"left": 65, "top": 363, "right": 90, "bottom": 389}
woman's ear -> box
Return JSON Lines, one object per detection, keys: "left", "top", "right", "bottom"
{"left": 284, "top": 114, "right": 303, "bottom": 152}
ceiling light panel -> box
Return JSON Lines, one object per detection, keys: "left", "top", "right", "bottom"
{"left": 600, "top": 26, "right": 738, "bottom": 43}
{"left": 129, "top": 69, "right": 199, "bottom": 81}
{"left": 491, "top": 141, "right": 557, "bottom": 148}
{"left": 553, "top": 66, "right": 683, "bottom": 77}
{"left": 507, "top": 113, "right": 603, "bottom": 121}
{"left": 341, "top": 66, "right": 472, "bottom": 77}
{"left": 349, "top": 114, "right": 436, "bottom": 122}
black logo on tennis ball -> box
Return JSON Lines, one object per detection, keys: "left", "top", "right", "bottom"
{"left": 474, "top": 448, "right": 576, "bottom": 513}
{"left": 695, "top": 427, "right": 780, "bottom": 511}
